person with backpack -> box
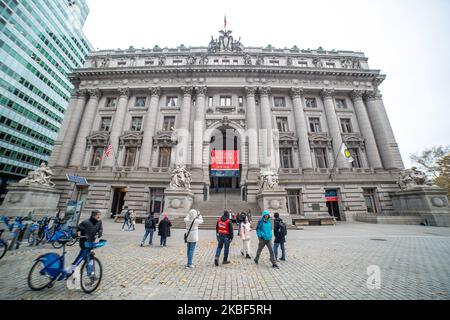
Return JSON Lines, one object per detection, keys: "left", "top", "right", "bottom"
{"left": 273, "top": 212, "right": 287, "bottom": 261}
{"left": 121, "top": 206, "right": 131, "bottom": 231}
{"left": 140, "top": 212, "right": 157, "bottom": 246}
{"left": 214, "top": 210, "right": 233, "bottom": 266}
{"left": 184, "top": 209, "right": 203, "bottom": 269}
{"left": 239, "top": 214, "right": 252, "bottom": 259}
{"left": 129, "top": 209, "right": 136, "bottom": 231}
{"left": 158, "top": 213, "right": 172, "bottom": 246}
{"left": 254, "top": 210, "right": 279, "bottom": 269}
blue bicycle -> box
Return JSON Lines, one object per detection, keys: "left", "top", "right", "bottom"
{"left": 34, "top": 217, "right": 69, "bottom": 249}
{"left": 1, "top": 216, "right": 28, "bottom": 250}
{"left": 0, "top": 229, "right": 7, "bottom": 260}
{"left": 27, "top": 217, "right": 48, "bottom": 246}
{"left": 27, "top": 237, "right": 107, "bottom": 293}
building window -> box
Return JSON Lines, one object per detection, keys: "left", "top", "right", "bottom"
{"left": 100, "top": 117, "right": 112, "bottom": 131}
{"left": 340, "top": 118, "right": 353, "bottom": 133}
{"left": 276, "top": 117, "right": 289, "bottom": 132}
{"left": 213, "top": 59, "right": 219, "bottom": 65}
{"left": 118, "top": 61, "right": 126, "bottom": 66}
{"left": 233, "top": 59, "right": 238, "bottom": 65}
{"left": 162, "top": 116, "right": 175, "bottom": 131}
{"left": 131, "top": 117, "right": 143, "bottom": 131}
{"left": 315, "top": 148, "right": 328, "bottom": 168}
{"left": 158, "top": 147, "right": 171, "bottom": 167}
{"left": 173, "top": 59, "right": 183, "bottom": 66}
{"left": 309, "top": 118, "right": 321, "bottom": 133}
{"left": 298, "top": 61, "right": 308, "bottom": 67}
{"left": 280, "top": 148, "right": 293, "bottom": 168}
{"left": 135, "top": 97, "right": 147, "bottom": 107}
{"left": 106, "top": 98, "right": 117, "bottom": 108}
{"left": 335, "top": 98, "right": 347, "bottom": 109}
{"left": 238, "top": 96, "right": 244, "bottom": 107}
{"left": 123, "top": 147, "right": 137, "bottom": 167}
{"left": 166, "top": 96, "right": 178, "bottom": 107}
{"left": 325, "top": 62, "right": 335, "bottom": 68}
{"left": 349, "top": 148, "right": 362, "bottom": 168}
{"left": 287, "top": 190, "right": 302, "bottom": 215}
{"left": 305, "top": 97, "right": 317, "bottom": 108}
{"left": 145, "top": 60, "right": 154, "bottom": 65}
{"left": 149, "top": 188, "right": 165, "bottom": 216}
{"left": 208, "top": 96, "right": 213, "bottom": 107}
{"left": 220, "top": 96, "right": 232, "bottom": 106}
{"left": 91, "top": 147, "right": 104, "bottom": 166}
{"left": 269, "top": 60, "right": 279, "bottom": 66}
{"left": 222, "top": 59, "right": 230, "bottom": 65}
{"left": 363, "top": 188, "right": 379, "bottom": 213}
{"left": 273, "top": 97, "right": 286, "bottom": 107}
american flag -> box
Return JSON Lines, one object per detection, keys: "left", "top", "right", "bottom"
{"left": 104, "top": 144, "right": 112, "bottom": 158}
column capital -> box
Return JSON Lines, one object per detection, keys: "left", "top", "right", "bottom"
{"left": 87, "top": 88, "right": 101, "bottom": 98}
{"left": 75, "top": 89, "right": 88, "bottom": 98}
{"left": 350, "top": 90, "right": 364, "bottom": 102}
{"left": 195, "top": 86, "right": 208, "bottom": 97}
{"left": 180, "top": 86, "right": 194, "bottom": 96}
{"left": 320, "top": 89, "right": 335, "bottom": 100}
{"left": 289, "top": 87, "right": 304, "bottom": 99}
{"left": 149, "top": 86, "right": 161, "bottom": 97}
{"left": 364, "top": 90, "right": 383, "bottom": 101}
{"left": 259, "top": 86, "right": 271, "bottom": 96}
{"left": 245, "top": 86, "right": 257, "bottom": 96}
{"left": 118, "top": 87, "right": 130, "bottom": 97}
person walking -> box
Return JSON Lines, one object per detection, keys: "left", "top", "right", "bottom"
{"left": 129, "top": 209, "right": 136, "bottom": 231}
{"left": 254, "top": 210, "right": 279, "bottom": 269}
{"left": 214, "top": 210, "right": 233, "bottom": 266}
{"left": 184, "top": 209, "right": 204, "bottom": 269}
{"left": 121, "top": 206, "right": 131, "bottom": 231}
{"left": 140, "top": 212, "right": 157, "bottom": 246}
{"left": 158, "top": 213, "right": 172, "bottom": 246}
{"left": 273, "top": 212, "right": 287, "bottom": 261}
{"left": 239, "top": 214, "right": 252, "bottom": 259}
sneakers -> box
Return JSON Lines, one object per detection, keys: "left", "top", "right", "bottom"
{"left": 246, "top": 254, "right": 251, "bottom": 259}
{"left": 186, "top": 265, "right": 195, "bottom": 269}
{"left": 140, "top": 243, "right": 143, "bottom": 247}
{"left": 241, "top": 251, "right": 244, "bottom": 256}
{"left": 223, "top": 260, "right": 231, "bottom": 265}
{"left": 214, "top": 258, "right": 219, "bottom": 266}
{"left": 272, "top": 264, "right": 280, "bottom": 269}
{"left": 254, "top": 258, "right": 258, "bottom": 264}
{"left": 280, "top": 258, "right": 286, "bottom": 261}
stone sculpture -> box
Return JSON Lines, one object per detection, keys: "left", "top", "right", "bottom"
{"left": 398, "top": 167, "right": 434, "bottom": 190}
{"left": 257, "top": 169, "right": 279, "bottom": 191}
{"left": 169, "top": 165, "right": 192, "bottom": 190}
{"left": 19, "top": 163, "right": 55, "bottom": 187}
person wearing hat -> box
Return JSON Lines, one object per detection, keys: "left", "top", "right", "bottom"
{"left": 184, "top": 209, "right": 203, "bottom": 269}
{"left": 214, "top": 210, "right": 233, "bottom": 266}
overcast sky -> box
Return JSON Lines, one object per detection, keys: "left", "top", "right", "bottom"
{"left": 83, "top": 0, "right": 450, "bottom": 167}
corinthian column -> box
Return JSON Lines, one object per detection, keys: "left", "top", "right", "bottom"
{"left": 259, "top": 87, "right": 277, "bottom": 169}
{"left": 192, "top": 86, "right": 207, "bottom": 169}
{"left": 69, "top": 89, "right": 101, "bottom": 168}
{"left": 350, "top": 90, "right": 383, "bottom": 169}
{"left": 138, "top": 87, "right": 161, "bottom": 169}
{"left": 56, "top": 89, "right": 88, "bottom": 167}
{"left": 245, "top": 87, "right": 259, "bottom": 170}
{"left": 290, "top": 87, "right": 313, "bottom": 169}
{"left": 103, "top": 87, "right": 130, "bottom": 168}
{"left": 174, "top": 86, "right": 193, "bottom": 166}
{"left": 320, "top": 89, "right": 351, "bottom": 169}
{"left": 365, "top": 90, "right": 404, "bottom": 170}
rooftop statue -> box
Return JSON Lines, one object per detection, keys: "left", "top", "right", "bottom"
{"left": 19, "top": 162, "right": 55, "bottom": 187}
{"left": 208, "top": 30, "right": 244, "bottom": 53}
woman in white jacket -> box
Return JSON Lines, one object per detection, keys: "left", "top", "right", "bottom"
{"left": 240, "top": 215, "right": 252, "bottom": 259}
{"left": 184, "top": 209, "right": 203, "bottom": 269}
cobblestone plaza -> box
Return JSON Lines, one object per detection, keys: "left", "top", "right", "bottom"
{"left": 1, "top": 219, "right": 449, "bottom": 300}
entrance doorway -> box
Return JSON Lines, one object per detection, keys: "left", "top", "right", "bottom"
{"left": 325, "top": 189, "right": 341, "bottom": 221}
{"left": 111, "top": 187, "right": 127, "bottom": 218}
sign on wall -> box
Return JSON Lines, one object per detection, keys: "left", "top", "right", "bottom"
{"left": 211, "top": 150, "right": 239, "bottom": 177}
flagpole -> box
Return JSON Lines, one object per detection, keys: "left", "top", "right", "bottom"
{"left": 329, "top": 142, "right": 344, "bottom": 181}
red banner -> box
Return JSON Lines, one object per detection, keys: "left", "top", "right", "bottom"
{"left": 211, "top": 150, "right": 239, "bottom": 170}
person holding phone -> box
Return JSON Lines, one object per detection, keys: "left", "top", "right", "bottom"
{"left": 184, "top": 209, "right": 203, "bottom": 269}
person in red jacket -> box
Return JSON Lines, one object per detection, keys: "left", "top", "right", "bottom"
{"left": 214, "top": 210, "right": 233, "bottom": 266}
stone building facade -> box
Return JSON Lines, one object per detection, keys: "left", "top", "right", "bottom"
{"left": 49, "top": 30, "right": 404, "bottom": 222}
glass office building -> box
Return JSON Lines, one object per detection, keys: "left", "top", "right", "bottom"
{"left": 0, "top": 0, "right": 92, "bottom": 200}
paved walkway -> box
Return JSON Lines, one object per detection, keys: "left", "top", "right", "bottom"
{"left": 1, "top": 220, "right": 450, "bottom": 300}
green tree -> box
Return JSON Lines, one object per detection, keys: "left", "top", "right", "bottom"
{"left": 435, "top": 154, "right": 450, "bottom": 195}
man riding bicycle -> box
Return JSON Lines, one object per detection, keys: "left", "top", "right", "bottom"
{"left": 65, "top": 210, "right": 103, "bottom": 274}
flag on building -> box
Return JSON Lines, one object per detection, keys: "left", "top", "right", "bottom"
{"left": 104, "top": 144, "right": 112, "bottom": 158}
{"left": 340, "top": 143, "right": 354, "bottom": 162}
{"left": 224, "top": 14, "right": 227, "bottom": 29}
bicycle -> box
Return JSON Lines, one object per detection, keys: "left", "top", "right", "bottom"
{"left": 7, "top": 217, "right": 28, "bottom": 250}
{"left": 35, "top": 217, "right": 69, "bottom": 249}
{"left": 0, "top": 229, "right": 7, "bottom": 260}
{"left": 27, "top": 217, "right": 48, "bottom": 246}
{"left": 27, "top": 237, "right": 107, "bottom": 293}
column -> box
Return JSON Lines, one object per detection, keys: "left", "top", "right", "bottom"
{"left": 174, "top": 86, "right": 193, "bottom": 166}
{"left": 48, "top": 91, "right": 79, "bottom": 166}
{"left": 192, "top": 86, "right": 207, "bottom": 169}
{"left": 69, "top": 89, "right": 101, "bottom": 167}
{"left": 365, "top": 90, "right": 404, "bottom": 170}
{"left": 245, "top": 87, "right": 259, "bottom": 169}
{"left": 320, "top": 89, "right": 351, "bottom": 169}
{"left": 56, "top": 89, "right": 88, "bottom": 167}
{"left": 259, "top": 87, "right": 277, "bottom": 169}
{"left": 103, "top": 87, "right": 130, "bottom": 168}
{"left": 290, "top": 87, "right": 313, "bottom": 169}
{"left": 138, "top": 87, "right": 161, "bottom": 169}
{"left": 350, "top": 90, "right": 383, "bottom": 169}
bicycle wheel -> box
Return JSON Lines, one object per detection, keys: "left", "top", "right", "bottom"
{"left": 66, "top": 236, "right": 78, "bottom": 247}
{"left": 0, "top": 240, "right": 6, "bottom": 260}
{"left": 27, "top": 260, "right": 54, "bottom": 290}
{"left": 28, "top": 229, "right": 38, "bottom": 246}
{"left": 80, "top": 256, "right": 103, "bottom": 293}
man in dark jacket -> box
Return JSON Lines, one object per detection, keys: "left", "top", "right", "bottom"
{"left": 141, "top": 212, "right": 157, "bottom": 246}
{"left": 158, "top": 213, "right": 172, "bottom": 246}
{"left": 214, "top": 210, "right": 233, "bottom": 266}
{"left": 121, "top": 206, "right": 131, "bottom": 231}
{"left": 273, "top": 212, "right": 286, "bottom": 261}
{"left": 65, "top": 210, "right": 103, "bottom": 274}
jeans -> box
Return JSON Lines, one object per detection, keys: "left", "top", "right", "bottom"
{"left": 215, "top": 234, "right": 230, "bottom": 261}
{"left": 141, "top": 228, "right": 154, "bottom": 245}
{"left": 72, "top": 248, "right": 90, "bottom": 266}
{"left": 122, "top": 219, "right": 130, "bottom": 230}
{"left": 274, "top": 241, "right": 286, "bottom": 260}
{"left": 255, "top": 238, "right": 276, "bottom": 265}
{"left": 186, "top": 242, "right": 196, "bottom": 267}
{"left": 160, "top": 236, "right": 167, "bottom": 246}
